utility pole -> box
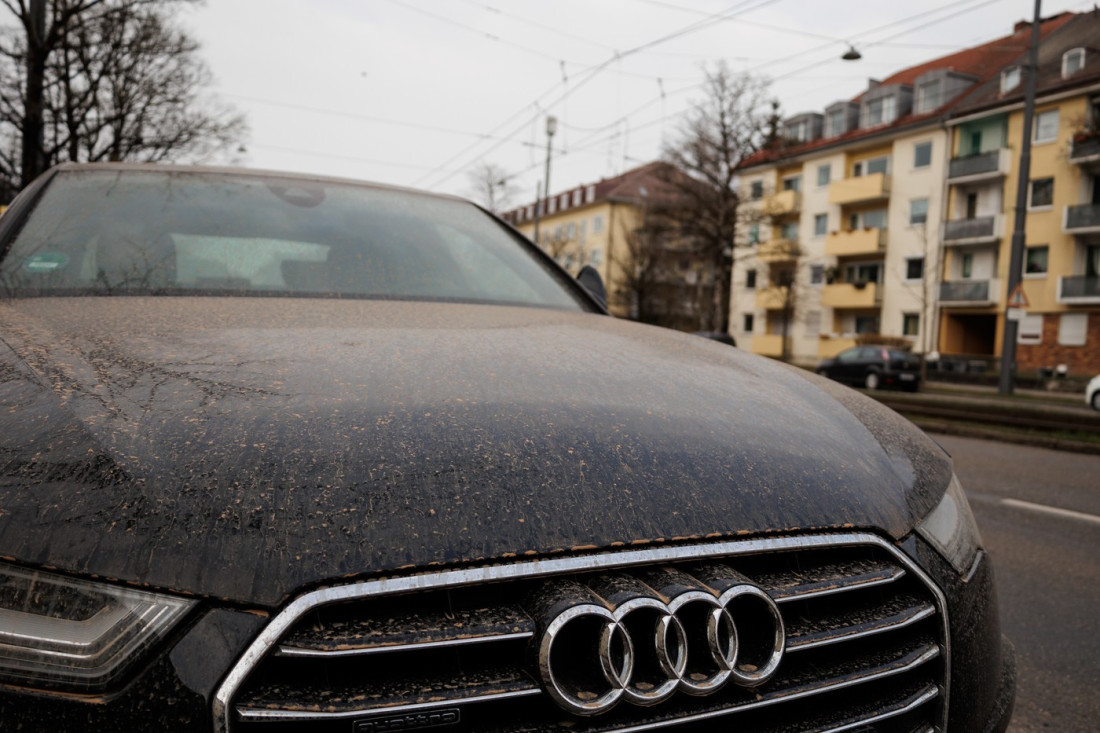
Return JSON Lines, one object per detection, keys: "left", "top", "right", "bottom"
{"left": 532, "top": 115, "right": 557, "bottom": 249}
{"left": 21, "top": 0, "right": 48, "bottom": 187}
{"left": 999, "top": 0, "right": 1042, "bottom": 395}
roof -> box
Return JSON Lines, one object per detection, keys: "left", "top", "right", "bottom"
{"left": 949, "top": 8, "right": 1100, "bottom": 119}
{"left": 739, "top": 11, "right": 1075, "bottom": 170}
{"left": 501, "top": 161, "right": 680, "bottom": 223}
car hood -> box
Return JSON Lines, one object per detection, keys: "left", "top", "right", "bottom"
{"left": 0, "top": 298, "right": 950, "bottom": 607}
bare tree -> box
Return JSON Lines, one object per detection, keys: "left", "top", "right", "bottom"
{"left": 0, "top": 0, "right": 245, "bottom": 197}
{"left": 466, "top": 162, "right": 518, "bottom": 214}
{"left": 652, "top": 63, "right": 776, "bottom": 333}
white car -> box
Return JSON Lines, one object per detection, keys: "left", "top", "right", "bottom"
{"left": 1088, "top": 374, "right": 1100, "bottom": 410}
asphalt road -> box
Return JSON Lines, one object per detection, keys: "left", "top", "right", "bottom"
{"left": 932, "top": 434, "right": 1100, "bottom": 732}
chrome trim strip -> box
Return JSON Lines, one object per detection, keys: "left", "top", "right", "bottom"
{"left": 236, "top": 687, "right": 542, "bottom": 721}
{"left": 212, "top": 532, "right": 951, "bottom": 732}
{"left": 786, "top": 603, "right": 937, "bottom": 652}
{"left": 816, "top": 686, "right": 939, "bottom": 733}
{"left": 597, "top": 649, "right": 941, "bottom": 732}
{"left": 773, "top": 567, "right": 905, "bottom": 603}
{"left": 275, "top": 630, "right": 535, "bottom": 658}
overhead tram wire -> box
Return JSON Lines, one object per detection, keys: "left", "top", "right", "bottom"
{"left": 416, "top": 0, "right": 784, "bottom": 191}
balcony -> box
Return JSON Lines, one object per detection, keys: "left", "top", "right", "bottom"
{"left": 762, "top": 189, "right": 801, "bottom": 217}
{"left": 755, "top": 285, "right": 789, "bottom": 310}
{"left": 828, "top": 172, "right": 890, "bottom": 206}
{"left": 821, "top": 282, "right": 881, "bottom": 309}
{"left": 946, "top": 149, "right": 1011, "bottom": 183}
{"left": 825, "top": 228, "right": 886, "bottom": 257}
{"left": 943, "top": 215, "right": 1003, "bottom": 246}
{"left": 939, "top": 279, "right": 1000, "bottom": 306}
{"left": 1058, "top": 275, "right": 1100, "bottom": 304}
{"left": 1064, "top": 203, "right": 1100, "bottom": 234}
{"left": 1069, "top": 135, "right": 1100, "bottom": 166}
{"left": 757, "top": 238, "right": 799, "bottom": 263}
{"left": 751, "top": 333, "right": 785, "bottom": 357}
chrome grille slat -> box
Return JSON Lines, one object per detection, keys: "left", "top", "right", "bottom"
{"left": 215, "top": 533, "right": 949, "bottom": 733}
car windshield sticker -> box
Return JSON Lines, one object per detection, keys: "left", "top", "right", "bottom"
{"left": 23, "top": 253, "right": 69, "bottom": 272}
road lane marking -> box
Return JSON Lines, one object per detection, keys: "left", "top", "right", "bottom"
{"left": 999, "top": 497, "right": 1100, "bottom": 526}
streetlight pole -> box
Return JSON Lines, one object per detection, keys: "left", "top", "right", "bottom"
{"left": 999, "top": 0, "right": 1042, "bottom": 395}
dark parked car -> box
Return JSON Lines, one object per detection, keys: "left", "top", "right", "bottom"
{"left": 0, "top": 164, "right": 1012, "bottom": 732}
{"left": 817, "top": 344, "right": 922, "bottom": 391}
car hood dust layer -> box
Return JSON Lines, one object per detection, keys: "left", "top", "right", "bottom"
{"left": 0, "top": 298, "right": 950, "bottom": 606}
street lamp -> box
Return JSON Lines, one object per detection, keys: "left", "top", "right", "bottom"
{"left": 532, "top": 115, "right": 558, "bottom": 248}
{"left": 841, "top": 45, "right": 862, "bottom": 61}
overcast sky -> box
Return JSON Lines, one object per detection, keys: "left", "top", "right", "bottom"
{"left": 184, "top": 0, "right": 1088, "bottom": 206}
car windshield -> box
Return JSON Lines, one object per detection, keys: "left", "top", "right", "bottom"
{"left": 0, "top": 168, "right": 584, "bottom": 310}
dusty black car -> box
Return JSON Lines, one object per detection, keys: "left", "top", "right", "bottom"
{"left": 0, "top": 164, "right": 1012, "bottom": 732}
{"left": 816, "top": 344, "right": 922, "bottom": 391}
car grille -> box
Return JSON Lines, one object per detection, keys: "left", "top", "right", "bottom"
{"left": 215, "top": 533, "right": 947, "bottom": 732}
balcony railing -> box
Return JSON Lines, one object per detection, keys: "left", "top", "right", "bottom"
{"left": 757, "top": 238, "right": 799, "bottom": 263}
{"left": 824, "top": 228, "right": 886, "bottom": 257}
{"left": 821, "top": 282, "right": 881, "bottom": 309}
{"left": 755, "top": 285, "right": 789, "bottom": 310}
{"left": 943, "top": 215, "right": 1001, "bottom": 244}
{"left": 751, "top": 333, "right": 785, "bottom": 357}
{"left": 1058, "top": 275, "right": 1100, "bottom": 303}
{"left": 1069, "top": 135, "right": 1100, "bottom": 165}
{"left": 947, "top": 149, "right": 1010, "bottom": 182}
{"left": 762, "top": 189, "right": 800, "bottom": 217}
{"left": 939, "top": 279, "right": 999, "bottom": 305}
{"left": 828, "top": 172, "right": 890, "bottom": 206}
{"left": 1064, "top": 203, "right": 1100, "bottom": 233}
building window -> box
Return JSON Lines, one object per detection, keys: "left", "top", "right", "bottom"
{"left": 1001, "top": 66, "right": 1021, "bottom": 94}
{"left": 1029, "top": 177, "right": 1054, "bottom": 208}
{"left": 589, "top": 248, "right": 603, "bottom": 265}
{"left": 915, "top": 80, "right": 941, "bottom": 114}
{"left": 814, "top": 213, "right": 828, "bottom": 236}
{"left": 1063, "top": 48, "right": 1085, "bottom": 78}
{"left": 914, "top": 141, "right": 932, "bottom": 168}
{"left": 743, "top": 313, "right": 754, "bottom": 332}
{"left": 748, "top": 225, "right": 760, "bottom": 244}
{"left": 1025, "top": 245, "right": 1049, "bottom": 276}
{"left": 810, "top": 265, "right": 825, "bottom": 284}
{"left": 961, "top": 253, "right": 973, "bottom": 279}
{"left": 1018, "top": 313, "right": 1043, "bottom": 345}
{"left": 861, "top": 208, "right": 887, "bottom": 230}
{"left": 905, "top": 257, "right": 924, "bottom": 281}
{"left": 910, "top": 198, "right": 929, "bottom": 225}
{"left": 854, "top": 315, "right": 880, "bottom": 334}
{"left": 862, "top": 155, "right": 888, "bottom": 176}
{"left": 585, "top": 185, "right": 596, "bottom": 202}
{"left": 750, "top": 180, "right": 764, "bottom": 199}
{"left": 1033, "top": 109, "right": 1059, "bottom": 143}
{"left": 782, "top": 175, "right": 801, "bottom": 192}
{"left": 826, "top": 108, "right": 845, "bottom": 137}
{"left": 862, "top": 95, "right": 896, "bottom": 127}
{"left": 572, "top": 189, "right": 583, "bottom": 206}
{"left": 903, "top": 313, "right": 920, "bottom": 336}
{"left": 816, "top": 164, "right": 830, "bottom": 187}
{"left": 592, "top": 214, "right": 604, "bottom": 233}
{"left": 786, "top": 120, "right": 808, "bottom": 142}
{"left": 780, "top": 221, "right": 799, "bottom": 240}
{"left": 548, "top": 198, "right": 557, "bottom": 214}
{"left": 1058, "top": 313, "right": 1088, "bottom": 346}
{"left": 746, "top": 269, "right": 757, "bottom": 288}
{"left": 566, "top": 222, "right": 576, "bottom": 240}
{"left": 845, "top": 262, "right": 882, "bottom": 284}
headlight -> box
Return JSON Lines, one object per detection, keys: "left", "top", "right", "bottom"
{"left": 0, "top": 565, "right": 195, "bottom": 690}
{"left": 917, "top": 472, "right": 982, "bottom": 575}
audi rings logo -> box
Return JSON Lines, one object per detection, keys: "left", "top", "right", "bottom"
{"left": 536, "top": 574, "right": 785, "bottom": 715}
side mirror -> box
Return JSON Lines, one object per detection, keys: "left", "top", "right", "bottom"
{"left": 576, "top": 265, "right": 607, "bottom": 309}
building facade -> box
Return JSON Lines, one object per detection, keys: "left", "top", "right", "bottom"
{"left": 732, "top": 14, "right": 1073, "bottom": 368}
{"left": 940, "top": 9, "right": 1100, "bottom": 375}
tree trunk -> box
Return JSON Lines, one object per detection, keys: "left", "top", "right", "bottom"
{"left": 21, "top": 0, "right": 48, "bottom": 186}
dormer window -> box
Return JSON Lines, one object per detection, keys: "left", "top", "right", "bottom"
{"left": 915, "top": 80, "right": 942, "bottom": 114}
{"left": 1001, "top": 66, "right": 1021, "bottom": 94}
{"left": 861, "top": 95, "right": 896, "bottom": 128}
{"left": 786, "top": 120, "right": 808, "bottom": 142}
{"left": 1063, "top": 48, "right": 1085, "bottom": 78}
{"left": 825, "top": 108, "right": 845, "bottom": 137}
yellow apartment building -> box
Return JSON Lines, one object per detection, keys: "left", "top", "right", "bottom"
{"left": 940, "top": 9, "right": 1100, "bottom": 375}
{"left": 733, "top": 15, "right": 1070, "bottom": 367}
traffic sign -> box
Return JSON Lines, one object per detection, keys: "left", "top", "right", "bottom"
{"left": 1007, "top": 283, "right": 1029, "bottom": 309}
